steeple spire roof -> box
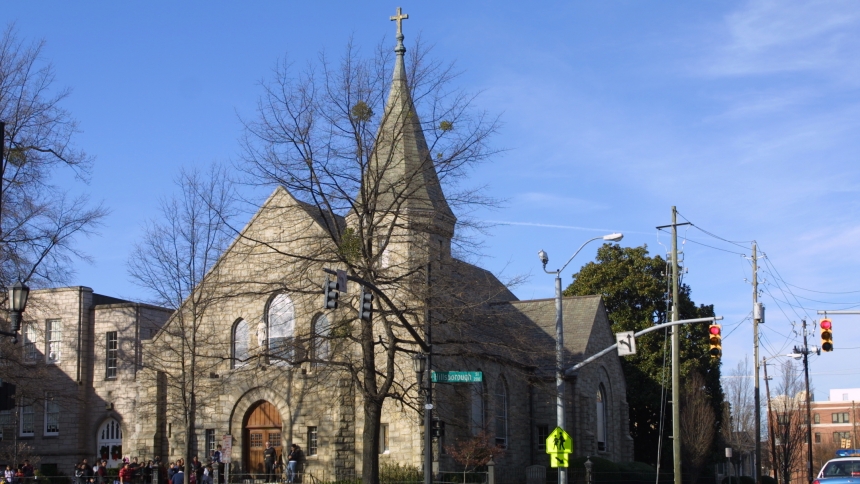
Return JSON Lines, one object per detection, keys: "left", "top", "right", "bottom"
{"left": 370, "top": 7, "right": 455, "bottom": 237}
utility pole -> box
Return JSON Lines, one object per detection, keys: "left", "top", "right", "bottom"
{"left": 671, "top": 207, "right": 682, "bottom": 484}
{"left": 656, "top": 207, "right": 690, "bottom": 484}
{"left": 753, "top": 242, "right": 762, "bottom": 484}
{"left": 763, "top": 358, "right": 778, "bottom": 484}
{"left": 801, "top": 321, "right": 813, "bottom": 484}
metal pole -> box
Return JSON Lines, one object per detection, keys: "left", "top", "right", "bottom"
{"left": 671, "top": 206, "right": 682, "bottom": 484}
{"left": 425, "top": 369, "right": 432, "bottom": 484}
{"left": 424, "top": 263, "right": 433, "bottom": 484}
{"left": 802, "top": 321, "right": 813, "bottom": 484}
{"left": 555, "top": 273, "right": 566, "bottom": 484}
{"left": 753, "top": 242, "right": 761, "bottom": 484}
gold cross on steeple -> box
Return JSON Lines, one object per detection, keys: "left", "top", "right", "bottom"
{"left": 390, "top": 7, "right": 409, "bottom": 37}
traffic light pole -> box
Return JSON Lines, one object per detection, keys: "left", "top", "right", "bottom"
{"left": 564, "top": 316, "right": 723, "bottom": 375}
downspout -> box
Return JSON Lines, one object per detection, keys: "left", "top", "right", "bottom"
{"left": 135, "top": 304, "right": 141, "bottom": 378}
{"left": 77, "top": 286, "right": 83, "bottom": 384}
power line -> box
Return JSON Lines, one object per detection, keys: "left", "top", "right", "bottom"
{"left": 780, "top": 281, "right": 860, "bottom": 295}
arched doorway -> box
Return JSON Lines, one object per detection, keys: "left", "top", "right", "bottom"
{"left": 97, "top": 418, "right": 123, "bottom": 467}
{"left": 243, "top": 401, "right": 283, "bottom": 475}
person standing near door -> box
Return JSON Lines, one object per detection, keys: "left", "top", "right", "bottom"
{"left": 286, "top": 445, "right": 303, "bottom": 484}
{"left": 263, "top": 442, "right": 277, "bottom": 483}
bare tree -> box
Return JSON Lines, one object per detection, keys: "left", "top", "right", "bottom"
{"left": 0, "top": 24, "right": 107, "bottom": 289}
{"left": 769, "top": 360, "right": 807, "bottom": 484}
{"left": 238, "top": 27, "right": 505, "bottom": 484}
{"left": 681, "top": 371, "right": 716, "bottom": 484}
{"left": 722, "top": 358, "right": 756, "bottom": 476}
{"left": 128, "top": 164, "right": 237, "bottom": 484}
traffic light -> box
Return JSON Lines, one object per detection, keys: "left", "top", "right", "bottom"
{"left": 431, "top": 418, "right": 445, "bottom": 438}
{"left": 358, "top": 286, "right": 373, "bottom": 321}
{"left": 323, "top": 276, "right": 339, "bottom": 309}
{"left": 708, "top": 323, "right": 722, "bottom": 358}
{"left": 820, "top": 318, "right": 833, "bottom": 352}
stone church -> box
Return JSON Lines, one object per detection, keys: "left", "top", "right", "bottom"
{"left": 0, "top": 12, "right": 633, "bottom": 482}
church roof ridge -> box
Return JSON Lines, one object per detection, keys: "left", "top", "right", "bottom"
{"left": 493, "top": 294, "right": 602, "bottom": 306}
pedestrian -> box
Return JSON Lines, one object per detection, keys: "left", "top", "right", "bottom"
{"left": 20, "top": 462, "right": 33, "bottom": 482}
{"left": 263, "top": 442, "right": 277, "bottom": 483}
{"left": 4, "top": 465, "right": 13, "bottom": 484}
{"left": 119, "top": 464, "right": 134, "bottom": 484}
{"left": 191, "top": 457, "right": 203, "bottom": 484}
{"left": 97, "top": 460, "right": 107, "bottom": 484}
{"left": 170, "top": 467, "right": 183, "bottom": 484}
{"left": 286, "top": 444, "right": 303, "bottom": 484}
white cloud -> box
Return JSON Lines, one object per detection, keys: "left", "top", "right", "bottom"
{"left": 704, "top": 0, "right": 860, "bottom": 79}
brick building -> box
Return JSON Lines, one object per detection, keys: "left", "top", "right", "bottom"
{"left": 810, "top": 389, "right": 860, "bottom": 469}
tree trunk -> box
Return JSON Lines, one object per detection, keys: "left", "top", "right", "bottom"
{"left": 360, "top": 315, "right": 381, "bottom": 484}
{"left": 362, "top": 397, "right": 383, "bottom": 484}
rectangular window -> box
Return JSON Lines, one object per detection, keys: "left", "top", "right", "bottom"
{"left": 307, "top": 427, "right": 318, "bottom": 456}
{"left": 814, "top": 413, "right": 820, "bottom": 424}
{"left": 379, "top": 423, "right": 389, "bottom": 454}
{"left": 106, "top": 332, "right": 118, "bottom": 379}
{"left": 23, "top": 324, "right": 37, "bottom": 362}
{"left": 833, "top": 412, "right": 850, "bottom": 423}
{"left": 269, "top": 432, "right": 281, "bottom": 447}
{"left": 205, "top": 429, "right": 216, "bottom": 457}
{"left": 815, "top": 433, "right": 821, "bottom": 443}
{"left": 45, "top": 393, "right": 59, "bottom": 435}
{"left": 46, "top": 320, "right": 62, "bottom": 364}
{"left": 250, "top": 432, "right": 263, "bottom": 448}
{"left": 20, "top": 405, "right": 34, "bottom": 436}
{"left": 537, "top": 425, "right": 550, "bottom": 452}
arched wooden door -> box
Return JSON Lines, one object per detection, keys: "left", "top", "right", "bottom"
{"left": 243, "top": 401, "right": 283, "bottom": 475}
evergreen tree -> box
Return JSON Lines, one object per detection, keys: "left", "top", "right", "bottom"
{"left": 564, "top": 244, "right": 723, "bottom": 466}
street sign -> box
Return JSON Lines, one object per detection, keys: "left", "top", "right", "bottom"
{"left": 549, "top": 453, "right": 569, "bottom": 468}
{"left": 336, "top": 269, "right": 348, "bottom": 294}
{"left": 545, "top": 427, "right": 573, "bottom": 468}
{"left": 221, "top": 435, "right": 233, "bottom": 463}
{"left": 616, "top": 331, "right": 636, "bottom": 356}
{"left": 431, "top": 371, "right": 483, "bottom": 383}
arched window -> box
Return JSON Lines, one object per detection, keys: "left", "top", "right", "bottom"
{"left": 597, "top": 384, "right": 607, "bottom": 451}
{"left": 233, "top": 319, "right": 250, "bottom": 368}
{"left": 313, "top": 314, "right": 331, "bottom": 365}
{"left": 268, "top": 294, "right": 295, "bottom": 365}
{"left": 494, "top": 377, "right": 508, "bottom": 448}
{"left": 470, "top": 380, "right": 484, "bottom": 435}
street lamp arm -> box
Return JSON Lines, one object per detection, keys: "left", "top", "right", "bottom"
{"left": 543, "top": 236, "right": 604, "bottom": 275}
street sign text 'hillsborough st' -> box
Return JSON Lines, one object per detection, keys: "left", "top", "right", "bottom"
{"left": 431, "top": 371, "right": 482, "bottom": 383}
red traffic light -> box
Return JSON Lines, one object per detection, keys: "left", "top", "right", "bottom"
{"left": 821, "top": 319, "right": 832, "bottom": 330}
{"left": 709, "top": 325, "right": 721, "bottom": 335}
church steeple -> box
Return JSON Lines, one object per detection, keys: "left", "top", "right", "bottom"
{"left": 368, "top": 7, "right": 456, "bottom": 243}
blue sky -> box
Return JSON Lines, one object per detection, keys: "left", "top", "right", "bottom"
{"left": 6, "top": 1, "right": 860, "bottom": 400}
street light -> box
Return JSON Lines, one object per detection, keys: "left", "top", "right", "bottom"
{"left": 538, "top": 232, "right": 623, "bottom": 484}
